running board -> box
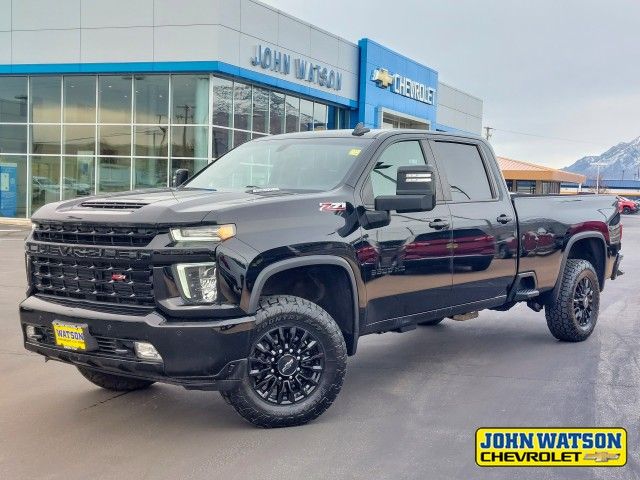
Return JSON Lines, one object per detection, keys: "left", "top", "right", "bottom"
{"left": 512, "top": 288, "right": 540, "bottom": 302}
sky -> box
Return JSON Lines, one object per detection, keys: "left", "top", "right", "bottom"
{"left": 260, "top": 0, "right": 640, "bottom": 168}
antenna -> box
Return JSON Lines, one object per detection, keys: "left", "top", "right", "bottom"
{"left": 352, "top": 122, "right": 370, "bottom": 136}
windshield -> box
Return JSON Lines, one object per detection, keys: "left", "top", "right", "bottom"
{"left": 185, "top": 137, "right": 371, "bottom": 192}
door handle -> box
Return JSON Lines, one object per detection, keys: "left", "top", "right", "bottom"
{"left": 428, "top": 219, "right": 450, "bottom": 229}
{"left": 497, "top": 214, "right": 513, "bottom": 224}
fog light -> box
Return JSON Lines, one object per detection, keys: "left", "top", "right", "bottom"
{"left": 134, "top": 341, "right": 163, "bottom": 362}
{"left": 25, "top": 325, "right": 41, "bottom": 341}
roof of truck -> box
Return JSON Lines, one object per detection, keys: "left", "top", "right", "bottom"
{"left": 253, "top": 128, "right": 485, "bottom": 142}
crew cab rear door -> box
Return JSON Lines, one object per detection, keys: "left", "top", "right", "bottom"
{"left": 357, "top": 136, "right": 453, "bottom": 326}
{"left": 428, "top": 138, "right": 518, "bottom": 305}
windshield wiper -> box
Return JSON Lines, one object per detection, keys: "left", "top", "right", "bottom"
{"left": 245, "top": 186, "right": 283, "bottom": 193}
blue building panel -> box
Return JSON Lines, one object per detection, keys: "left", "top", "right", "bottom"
{"left": 357, "top": 39, "right": 438, "bottom": 128}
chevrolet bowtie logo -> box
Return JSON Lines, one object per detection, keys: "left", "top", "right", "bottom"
{"left": 583, "top": 451, "right": 620, "bottom": 463}
{"left": 371, "top": 68, "right": 394, "bottom": 89}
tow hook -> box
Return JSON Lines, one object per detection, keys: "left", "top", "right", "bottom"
{"left": 527, "top": 300, "right": 543, "bottom": 312}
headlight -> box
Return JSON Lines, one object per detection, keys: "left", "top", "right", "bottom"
{"left": 170, "top": 224, "right": 236, "bottom": 242}
{"left": 173, "top": 262, "right": 218, "bottom": 304}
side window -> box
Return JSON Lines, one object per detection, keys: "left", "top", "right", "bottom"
{"left": 431, "top": 141, "right": 493, "bottom": 202}
{"left": 369, "top": 140, "right": 427, "bottom": 198}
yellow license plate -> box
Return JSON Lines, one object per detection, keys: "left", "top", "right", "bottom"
{"left": 52, "top": 322, "right": 87, "bottom": 351}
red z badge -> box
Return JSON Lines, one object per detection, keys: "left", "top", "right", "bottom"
{"left": 319, "top": 202, "right": 347, "bottom": 212}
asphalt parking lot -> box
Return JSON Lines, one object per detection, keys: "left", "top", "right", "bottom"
{"left": 1, "top": 218, "right": 639, "bottom": 480}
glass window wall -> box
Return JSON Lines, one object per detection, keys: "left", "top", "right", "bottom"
{"left": 63, "top": 156, "right": 95, "bottom": 200}
{"left": 64, "top": 76, "right": 96, "bottom": 123}
{"left": 99, "top": 75, "right": 132, "bottom": 124}
{"left": 172, "top": 75, "right": 209, "bottom": 125}
{"left": 99, "top": 125, "right": 131, "bottom": 156}
{"left": 31, "top": 125, "right": 61, "bottom": 154}
{"left": 31, "top": 156, "right": 61, "bottom": 214}
{"left": 0, "top": 155, "right": 27, "bottom": 217}
{"left": 134, "top": 125, "right": 168, "bottom": 156}
{"left": 134, "top": 158, "right": 168, "bottom": 189}
{"left": 134, "top": 75, "right": 169, "bottom": 124}
{"left": 0, "top": 125, "right": 28, "bottom": 153}
{"left": 98, "top": 157, "right": 131, "bottom": 193}
{"left": 30, "top": 76, "right": 61, "bottom": 123}
{"left": 0, "top": 77, "right": 28, "bottom": 123}
{"left": 0, "top": 73, "right": 348, "bottom": 217}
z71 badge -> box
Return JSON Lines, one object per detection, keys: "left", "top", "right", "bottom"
{"left": 319, "top": 202, "right": 347, "bottom": 212}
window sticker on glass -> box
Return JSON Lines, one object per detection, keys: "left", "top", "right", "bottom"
{"left": 348, "top": 149, "right": 362, "bottom": 156}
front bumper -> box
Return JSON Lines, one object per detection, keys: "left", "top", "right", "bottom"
{"left": 19, "top": 296, "right": 256, "bottom": 391}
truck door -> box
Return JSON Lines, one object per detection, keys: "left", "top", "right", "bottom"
{"left": 428, "top": 139, "right": 518, "bottom": 305}
{"left": 357, "top": 138, "right": 453, "bottom": 327}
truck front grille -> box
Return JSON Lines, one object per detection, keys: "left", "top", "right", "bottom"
{"left": 33, "top": 222, "right": 160, "bottom": 247}
{"left": 30, "top": 250, "right": 154, "bottom": 306}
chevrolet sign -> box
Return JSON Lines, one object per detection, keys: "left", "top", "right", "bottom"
{"left": 371, "top": 67, "right": 435, "bottom": 105}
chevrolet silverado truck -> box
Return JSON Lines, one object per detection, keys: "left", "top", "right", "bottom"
{"left": 20, "top": 126, "right": 623, "bottom": 427}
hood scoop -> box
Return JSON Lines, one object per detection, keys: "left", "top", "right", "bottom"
{"left": 79, "top": 200, "right": 149, "bottom": 210}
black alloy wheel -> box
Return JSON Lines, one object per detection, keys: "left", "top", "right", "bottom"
{"left": 573, "top": 277, "right": 594, "bottom": 329}
{"left": 545, "top": 259, "right": 600, "bottom": 342}
{"left": 223, "top": 295, "right": 347, "bottom": 428}
{"left": 248, "top": 326, "right": 325, "bottom": 405}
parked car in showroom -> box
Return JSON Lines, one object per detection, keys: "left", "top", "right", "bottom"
{"left": 20, "top": 127, "right": 623, "bottom": 427}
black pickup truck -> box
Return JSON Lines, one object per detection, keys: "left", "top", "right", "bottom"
{"left": 20, "top": 127, "right": 623, "bottom": 427}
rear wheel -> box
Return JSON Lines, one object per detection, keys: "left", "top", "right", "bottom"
{"left": 623, "top": 206, "right": 631, "bottom": 214}
{"left": 77, "top": 366, "right": 155, "bottom": 391}
{"left": 224, "top": 295, "right": 347, "bottom": 428}
{"left": 545, "top": 259, "right": 600, "bottom": 342}
{"left": 417, "top": 317, "right": 445, "bottom": 326}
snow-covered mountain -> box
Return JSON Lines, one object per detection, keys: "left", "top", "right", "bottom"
{"left": 564, "top": 136, "right": 640, "bottom": 180}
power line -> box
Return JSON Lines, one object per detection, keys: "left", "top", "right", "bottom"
{"left": 485, "top": 127, "right": 608, "bottom": 146}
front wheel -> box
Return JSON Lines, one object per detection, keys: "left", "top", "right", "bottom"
{"left": 623, "top": 206, "right": 631, "bottom": 214}
{"left": 545, "top": 259, "right": 600, "bottom": 342}
{"left": 224, "top": 295, "right": 347, "bottom": 428}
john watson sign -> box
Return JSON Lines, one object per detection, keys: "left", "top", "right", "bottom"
{"left": 250, "top": 44, "right": 343, "bottom": 92}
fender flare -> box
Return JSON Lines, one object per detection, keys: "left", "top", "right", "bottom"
{"left": 552, "top": 231, "right": 607, "bottom": 300}
{"left": 245, "top": 255, "right": 361, "bottom": 354}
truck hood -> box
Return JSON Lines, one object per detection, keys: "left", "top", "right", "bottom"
{"left": 30, "top": 188, "right": 297, "bottom": 226}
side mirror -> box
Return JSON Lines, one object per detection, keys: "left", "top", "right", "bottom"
{"left": 374, "top": 165, "right": 436, "bottom": 213}
{"left": 172, "top": 169, "right": 189, "bottom": 188}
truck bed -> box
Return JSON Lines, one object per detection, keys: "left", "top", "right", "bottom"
{"left": 511, "top": 194, "right": 620, "bottom": 291}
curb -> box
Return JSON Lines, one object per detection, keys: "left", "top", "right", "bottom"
{"left": 0, "top": 218, "right": 31, "bottom": 227}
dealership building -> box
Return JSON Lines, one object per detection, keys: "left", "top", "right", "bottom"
{"left": 0, "top": 0, "right": 483, "bottom": 218}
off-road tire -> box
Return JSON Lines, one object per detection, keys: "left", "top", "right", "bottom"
{"left": 219, "top": 390, "right": 232, "bottom": 405}
{"left": 545, "top": 259, "right": 600, "bottom": 342}
{"left": 225, "top": 295, "right": 347, "bottom": 428}
{"left": 417, "top": 317, "right": 445, "bottom": 326}
{"left": 77, "top": 366, "right": 155, "bottom": 391}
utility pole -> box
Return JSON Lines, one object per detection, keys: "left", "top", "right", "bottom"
{"left": 484, "top": 126, "right": 493, "bottom": 141}
{"left": 593, "top": 162, "right": 606, "bottom": 194}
